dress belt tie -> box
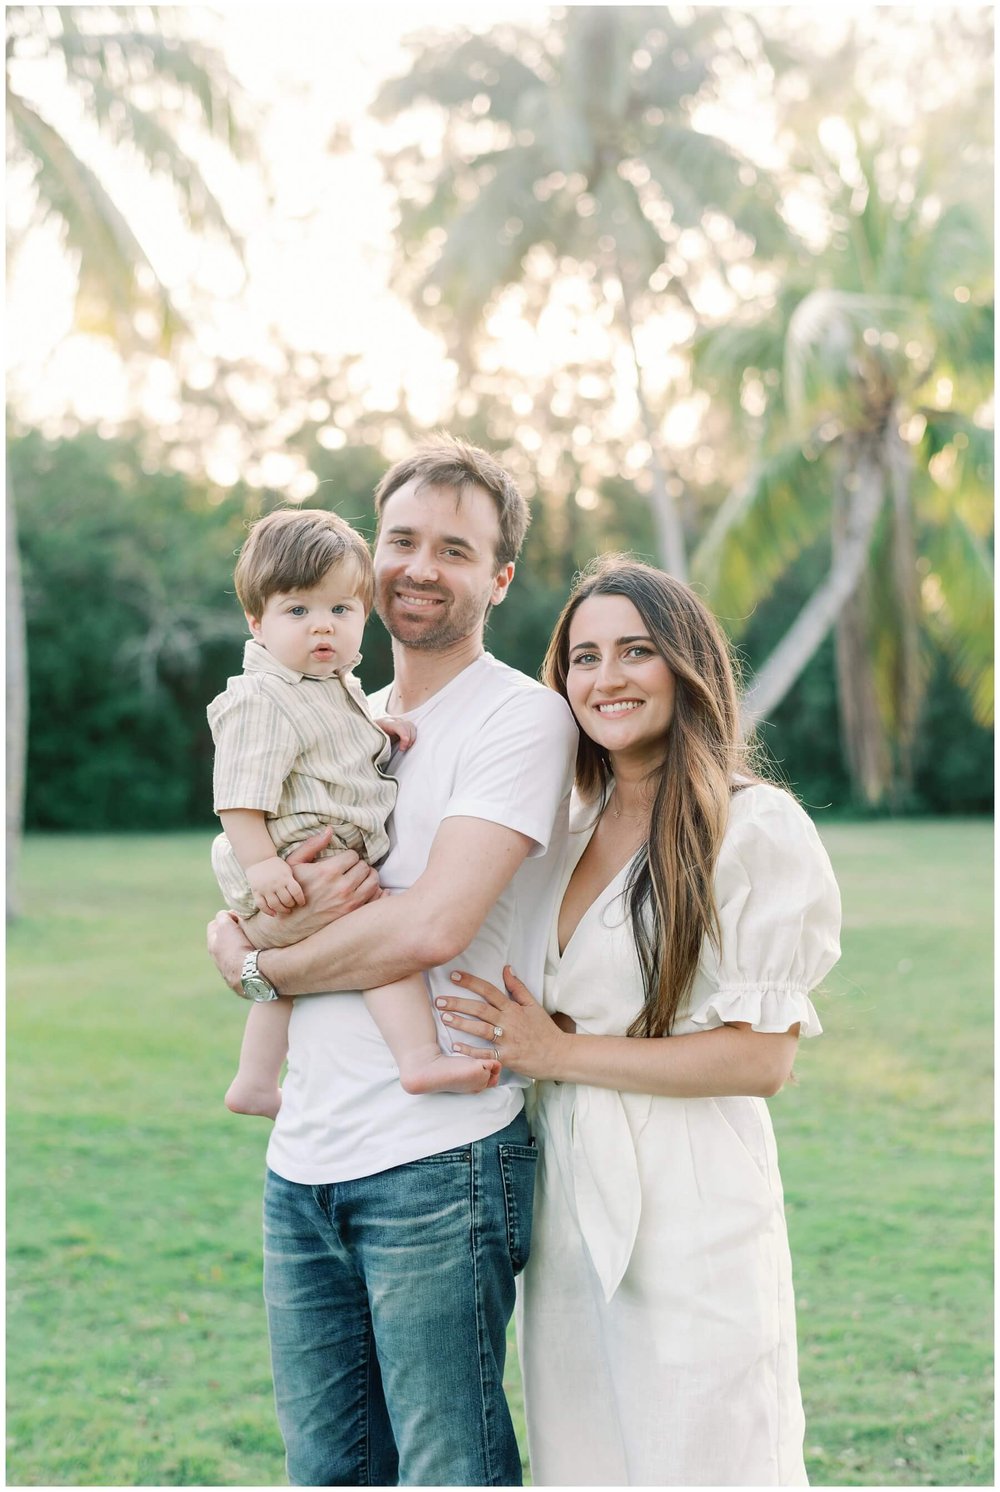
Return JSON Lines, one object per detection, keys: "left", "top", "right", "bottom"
{"left": 566, "top": 1085, "right": 653, "bottom": 1302}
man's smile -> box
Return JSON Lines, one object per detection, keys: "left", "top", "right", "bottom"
{"left": 395, "top": 592, "right": 447, "bottom": 610}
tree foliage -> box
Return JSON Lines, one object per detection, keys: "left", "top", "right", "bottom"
{"left": 12, "top": 428, "right": 991, "bottom": 831}
{"left": 6, "top": 4, "right": 253, "bottom": 912}
{"left": 6, "top": 4, "right": 250, "bottom": 347}
{"left": 12, "top": 431, "right": 395, "bottom": 830}
{"left": 688, "top": 20, "right": 994, "bottom": 803}
{"left": 373, "top": 5, "right": 793, "bottom": 575}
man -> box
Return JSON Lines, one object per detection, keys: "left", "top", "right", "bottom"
{"left": 207, "top": 439, "right": 578, "bottom": 1486}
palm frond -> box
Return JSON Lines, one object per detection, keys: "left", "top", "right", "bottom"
{"left": 692, "top": 316, "right": 784, "bottom": 409}
{"left": 918, "top": 412, "right": 994, "bottom": 536}
{"left": 627, "top": 17, "right": 709, "bottom": 112}
{"left": 920, "top": 507, "right": 995, "bottom": 725}
{"left": 373, "top": 33, "right": 542, "bottom": 123}
{"left": 121, "top": 31, "right": 250, "bottom": 154}
{"left": 9, "top": 91, "right": 180, "bottom": 344}
{"left": 784, "top": 288, "right": 916, "bottom": 422}
{"left": 535, "top": 83, "right": 603, "bottom": 177}
{"left": 422, "top": 148, "right": 553, "bottom": 325}
{"left": 691, "top": 436, "right": 833, "bottom": 625}
{"left": 55, "top": 22, "right": 249, "bottom": 154}
{"left": 590, "top": 172, "right": 671, "bottom": 285}
{"left": 644, "top": 124, "right": 788, "bottom": 256}
{"left": 84, "top": 76, "right": 243, "bottom": 248}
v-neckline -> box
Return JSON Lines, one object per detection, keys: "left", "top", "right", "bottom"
{"left": 555, "top": 822, "right": 642, "bottom": 961}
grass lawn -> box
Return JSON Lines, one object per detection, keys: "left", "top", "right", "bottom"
{"left": 7, "top": 820, "right": 993, "bottom": 1486}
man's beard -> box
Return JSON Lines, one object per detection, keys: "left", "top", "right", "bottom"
{"left": 375, "top": 580, "right": 494, "bottom": 651}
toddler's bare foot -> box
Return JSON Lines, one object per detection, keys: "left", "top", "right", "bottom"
{"left": 225, "top": 1075, "right": 282, "bottom": 1119}
{"left": 399, "top": 1050, "right": 502, "bottom": 1095}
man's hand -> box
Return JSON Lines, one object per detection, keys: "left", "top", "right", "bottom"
{"left": 207, "top": 909, "right": 254, "bottom": 993}
{"left": 247, "top": 835, "right": 382, "bottom": 950}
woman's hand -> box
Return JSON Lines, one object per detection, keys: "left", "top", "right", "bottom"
{"left": 435, "top": 965, "right": 571, "bottom": 1081}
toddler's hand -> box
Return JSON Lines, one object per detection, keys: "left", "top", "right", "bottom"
{"left": 247, "top": 857, "right": 306, "bottom": 916}
{"left": 377, "top": 715, "right": 417, "bottom": 751}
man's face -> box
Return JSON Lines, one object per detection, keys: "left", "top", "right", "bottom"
{"left": 373, "top": 479, "right": 514, "bottom": 651}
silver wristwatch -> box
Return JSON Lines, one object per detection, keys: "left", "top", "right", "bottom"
{"left": 240, "top": 950, "right": 281, "bottom": 1002}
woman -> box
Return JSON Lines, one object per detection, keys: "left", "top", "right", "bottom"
{"left": 435, "top": 556, "right": 841, "bottom": 1486}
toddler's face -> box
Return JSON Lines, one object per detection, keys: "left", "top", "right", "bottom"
{"left": 248, "top": 567, "right": 367, "bottom": 678}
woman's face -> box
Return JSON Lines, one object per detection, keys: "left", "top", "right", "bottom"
{"left": 565, "top": 593, "right": 676, "bottom": 770}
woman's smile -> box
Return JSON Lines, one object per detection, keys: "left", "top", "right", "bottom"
{"left": 593, "top": 699, "right": 644, "bottom": 715}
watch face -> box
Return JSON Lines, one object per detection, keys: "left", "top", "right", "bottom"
{"left": 241, "top": 956, "right": 278, "bottom": 1002}
{"left": 245, "top": 974, "right": 279, "bottom": 1003}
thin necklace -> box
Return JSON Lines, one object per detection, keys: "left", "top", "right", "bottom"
{"left": 609, "top": 787, "right": 648, "bottom": 822}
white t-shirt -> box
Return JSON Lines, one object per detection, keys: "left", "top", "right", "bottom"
{"left": 266, "top": 653, "right": 579, "bottom": 1184}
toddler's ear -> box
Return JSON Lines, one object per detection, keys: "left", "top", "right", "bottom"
{"left": 246, "top": 612, "right": 262, "bottom": 637}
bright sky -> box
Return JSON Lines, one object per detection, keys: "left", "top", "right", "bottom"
{"left": 6, "top": 2, "right": 545, "bottom": 460}
{"left": 7, "top": 2, "right": 984, "bottom": 490}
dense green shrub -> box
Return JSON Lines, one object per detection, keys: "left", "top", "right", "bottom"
{"left": 738, "top": 545, "right": 993, "bottom": 818}
{"left": 11, "top": 429, "right": 991, "bottom": 830}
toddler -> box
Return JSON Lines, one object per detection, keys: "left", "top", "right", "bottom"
{"left": 208, "top": 507, "right": 500, "bottom": 1117}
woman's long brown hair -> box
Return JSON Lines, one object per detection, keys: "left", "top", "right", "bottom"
{"left": 542, "top": 555, "right": 763, "bottom": 1038}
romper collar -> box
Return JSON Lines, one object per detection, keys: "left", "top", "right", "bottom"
{"left": 241, "top": 638, "right": 362, "bottom": 683}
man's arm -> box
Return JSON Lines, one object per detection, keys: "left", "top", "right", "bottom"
{"left": 208, "top": 815, "right": 535, "bottom": 997}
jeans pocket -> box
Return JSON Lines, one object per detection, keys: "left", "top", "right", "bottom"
{"left": 498, "top": 1140, "right": 539, "bottom": 1275}
{"left": 407, "top": 1148, "right": 472, "bottom": 1165}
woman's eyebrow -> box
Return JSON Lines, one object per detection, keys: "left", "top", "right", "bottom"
{"left": 569, "top": 634, "right": 653, "bottom": 650}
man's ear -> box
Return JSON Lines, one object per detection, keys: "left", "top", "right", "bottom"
{"left": 490, "top": 563, "right": 515, "bottom": 608}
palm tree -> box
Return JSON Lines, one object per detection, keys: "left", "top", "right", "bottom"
{"left": 6, "top": 5, "right": 249, "bottom": 344}
{"left": 692, "top": 110, "right": 993, "bottom": 803}
{"left": 6, "top": 5, "right": 250, "bottom": 915}
{"left": 372, "top": 5, "right": 792, "bottom": 579}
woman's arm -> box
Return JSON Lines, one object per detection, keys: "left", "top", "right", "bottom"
{"left": 437, "top": 967, "right": 799, "bottom": 1099}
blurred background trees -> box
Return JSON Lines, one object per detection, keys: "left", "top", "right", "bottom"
{"left": 372, "top": 6, "right": 792, "bottom": 578}
{"left": 691, "top": 10, "right": 993, "bottom": 804}
{"left": 6, "top": 2, "right": 252, "bottom": 912}
{"left": 6, "top": 3, "right": 993, "bottom": 871}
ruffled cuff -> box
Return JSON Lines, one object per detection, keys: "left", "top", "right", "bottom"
{"left": 688, "top": 984, "right": 823, "bottom": 1038}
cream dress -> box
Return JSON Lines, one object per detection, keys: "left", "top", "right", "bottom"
{"left": 518, "top": 782, "right": 842, "bottom": 1487}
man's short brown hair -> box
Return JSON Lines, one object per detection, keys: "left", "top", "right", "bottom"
{"left": 373, "top": 437, "right": 530, "bottom": 568}
{"left": 234, "top": 508, "right": 374, "bottom": 618}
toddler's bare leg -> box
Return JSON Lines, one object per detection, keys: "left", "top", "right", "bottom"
{"left": 225, "top": 1000, "right": 291, "bottom": 1119}
{"left": 365, "top": 976, "right": 501, "bottom": 1095}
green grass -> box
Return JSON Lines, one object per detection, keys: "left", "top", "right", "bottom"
{"left": 7, "top": 821, "right": 993, "bottom": 1486}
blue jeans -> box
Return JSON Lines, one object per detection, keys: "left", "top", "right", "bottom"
{"left": 262, "top": 1110, "right": 538, "bottom": 1486}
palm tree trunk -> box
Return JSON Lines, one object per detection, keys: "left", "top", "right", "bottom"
{"left": 833, "top": 448, "right": 891, "bottom": 802}
{"left": 6, "top": 473, "right": 27, "bottom": 921}
{"left": 886, "top": 430, "right": 922, "bottom": 790}
{"left": 741, "top": 438, "right": 885, "bottom": 731}
{"left": 612, "top": 258, "right": 688, "bottom": 579}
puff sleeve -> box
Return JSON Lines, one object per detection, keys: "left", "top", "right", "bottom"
{"left": 689, "top": 783, "right": 841, "bottom": 1038}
